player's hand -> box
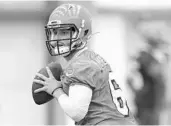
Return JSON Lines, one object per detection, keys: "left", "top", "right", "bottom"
{"left": 33, "top": 66, "right": 62, "bottom": 95}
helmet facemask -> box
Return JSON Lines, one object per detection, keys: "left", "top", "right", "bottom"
{"left": 45, "top": 24, "right": 79, "bottom": 56}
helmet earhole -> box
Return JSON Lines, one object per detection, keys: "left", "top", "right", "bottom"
{"left": 84, "top": 29, "right": 89, "bottom": 36}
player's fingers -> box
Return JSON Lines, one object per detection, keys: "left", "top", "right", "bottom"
{"left": 46, "top": 67, "right": 54, "bottom": 78}
{"left": 36, "top": 73, "right": 48, "bottom": 80}
{"left": 34, "top": 86, "right": 48, "bottom": 93}
{"left": 33, "top": 79, "right": 47, "bottom": 86}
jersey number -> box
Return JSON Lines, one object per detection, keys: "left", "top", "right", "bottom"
{"left": 109, "top": 72, "right": 129, "bottom": 117}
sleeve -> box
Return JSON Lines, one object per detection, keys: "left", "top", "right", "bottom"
{"left": 67, "top": 60, "right": 101, "bottom": 90}
{"left": 58, "top": 84, "right": 93, "bottom": 122}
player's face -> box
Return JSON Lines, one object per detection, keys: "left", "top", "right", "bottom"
{"left": 46, "top": 27, "right": 78, "bottom": 57}
{"left": 49, "top": 27, "right": 76, "bottom": 48}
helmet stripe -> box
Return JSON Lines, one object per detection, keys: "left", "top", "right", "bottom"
{"left": 76, "top": 5, "right": 81, "bottom": 17}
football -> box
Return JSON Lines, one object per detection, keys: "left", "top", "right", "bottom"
{"left": 32, "top": 62, "right": 62, "bottom": 105}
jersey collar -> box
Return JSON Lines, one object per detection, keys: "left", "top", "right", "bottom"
{"left": 64, "top": 47, "right": 88, "bottom": 69}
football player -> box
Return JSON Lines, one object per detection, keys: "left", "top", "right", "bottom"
{"left": 33, "top": 3, "right": 137, "bottom": 125}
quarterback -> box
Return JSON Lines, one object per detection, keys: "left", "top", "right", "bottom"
{"left": 33, "top": 3, "right": 137, "bottom": 125}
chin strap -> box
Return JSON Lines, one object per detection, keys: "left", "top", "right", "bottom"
{"left": 87, "top": 32, "right": 100, "bottom": 40}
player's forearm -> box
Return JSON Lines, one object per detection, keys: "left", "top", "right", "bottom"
{"left": 52, "top": 88, "right": 65, "bottom": 99}
{"left": 52, "top": 88, "right": 87, "bottom": 122}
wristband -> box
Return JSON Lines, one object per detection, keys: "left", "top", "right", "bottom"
{"left": 51, "top": 87, "right": 59, "bottom": 95}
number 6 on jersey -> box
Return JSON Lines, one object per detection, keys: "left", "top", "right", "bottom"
{"left": 109, "top": 72, "right": 129, "bottom": 117}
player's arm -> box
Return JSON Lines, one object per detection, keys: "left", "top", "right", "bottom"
{"left": 33, "top": 60, "right": 97, "bottom": 122}
{"left": 53, "top": 61, "right": 99, "bottom": 122}
{"left": 52, "top": 84, "right": 92, "bottom": 122}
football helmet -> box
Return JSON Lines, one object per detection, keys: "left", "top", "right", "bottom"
{"left": 45, "top": 3, "right": 92, "bottom": 56}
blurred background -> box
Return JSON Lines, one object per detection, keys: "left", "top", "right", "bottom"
{"left": 0, "top": 0, "right": 171, "bottom": 125}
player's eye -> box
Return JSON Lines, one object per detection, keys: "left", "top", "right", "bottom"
{"left": 53, "top": 29, "right": 58, "bottom": 35}
{"left": 61, "top": 30, "right": 69, "bottom": 35}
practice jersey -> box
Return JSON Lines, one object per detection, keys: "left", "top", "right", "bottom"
{"left": 60, "top": 48, "right": 137, "bottom": 125}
